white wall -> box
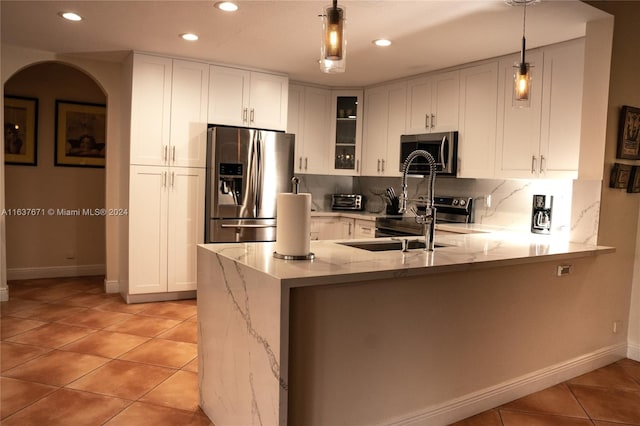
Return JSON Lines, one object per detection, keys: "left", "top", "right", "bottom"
{"left": 588, "top": 1, "right": 640, "bottom": 360}
{"left": 1, "top": 45, "right": 124, "bottom": 293}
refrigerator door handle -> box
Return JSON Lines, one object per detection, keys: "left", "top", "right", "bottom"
{"left": 220, "top": 224, "right": 276, "bottom": 229}
{"left": 255, "top": 131, "right": 263, "bottom": 214}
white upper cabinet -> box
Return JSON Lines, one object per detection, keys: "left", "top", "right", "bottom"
{"left": 288, "top": 84, "right": 331, "bottom": 174}
{"left": 330, "top": 90, "right": 363, "bottom": 176}
{"left": 457, "top": 62, "right": 499, "bottom": 178}
{"left": 362, "top": 81, "right": 407, "bottom": 177}
{"left": 405, "top": 70, "right": 459, "bottom": 134}
{"left": 539, "top": 38, "right": 584, "bottom": 179}
{"left": 130, "top": 54, "right": 209, "bottom": 167}
{"left": 130, "top": 54, "right": 173, "bottom": 166}
{"left": 170, "top": 59, "right": 209, "bottom": 168}
{"left": 495, "top": 39, "right": 584, "bottom": 179}
{"left": 208, "top": 65, "right": 288, "bottom": 131}
{"left": 495, "top": 50, "right": 544, "bottom": 178}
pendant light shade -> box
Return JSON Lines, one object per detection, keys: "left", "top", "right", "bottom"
{"left": 320, "top": 1, "right": 346, "bottom": 73}
{"left": 510, "top": 0, "right": 538, "bottom": 107}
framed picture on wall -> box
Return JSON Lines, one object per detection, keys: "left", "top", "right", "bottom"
{"left": 4, "top": 95, "right": 38, "bottom": 166}
{"left": 616, "top": 105, "right": 640, "bottom": 160}
{"left": 55, "top": 100, "right": 106, "bottom": 167}
{"left": 609, "top": 163, "right": 633, "bottom": 189}
{"left": 627, "top": 166, "right": 640, "bottom": 193}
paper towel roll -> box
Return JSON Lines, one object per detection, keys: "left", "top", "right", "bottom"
{"left": 276, "top": 193, "right": 311, "bottom": 256}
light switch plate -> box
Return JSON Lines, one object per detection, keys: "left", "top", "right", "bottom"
{"left": 557, "top": 264, "right": 572, "bottom": 276}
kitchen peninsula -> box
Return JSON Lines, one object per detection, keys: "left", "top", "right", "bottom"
{"left": 197, "top": 231, "right": 615, "bottom": 426}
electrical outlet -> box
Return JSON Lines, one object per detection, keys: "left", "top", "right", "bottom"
{"left": 557, "top": 264, "right": 572, "bottom": 276}
{"left": 612, "top": 320, "right": 623, "bottom": 334}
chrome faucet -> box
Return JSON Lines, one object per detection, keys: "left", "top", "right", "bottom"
{"left": 398, "top": 150, "right": 437, "bottom": 251}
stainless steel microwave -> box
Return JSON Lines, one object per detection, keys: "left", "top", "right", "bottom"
{"left": 399, "top": 131, "right": 458, "bottom": 176}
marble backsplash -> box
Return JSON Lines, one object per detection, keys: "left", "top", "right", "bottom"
{"left": 295, "top": 174, "right": 602, "bottom": 243}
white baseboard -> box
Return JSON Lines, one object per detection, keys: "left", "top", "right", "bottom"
{"left": 7, "top": 264, "right": 105, "bottom": 281}
{"left": 104, "top": 279, "right": 119, "bottom": 294}
{"left": 628, "top": 341, "right": 640, "bottom": 362}
{"left": 0, "top": 285, "right": 8, "bottom": 302}
{"left": 383, "top": 343, "right": 628, "bottom": 426}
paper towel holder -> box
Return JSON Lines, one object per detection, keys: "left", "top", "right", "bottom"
{"left": 273, "top": 177, "right": 315, "bottom": 260}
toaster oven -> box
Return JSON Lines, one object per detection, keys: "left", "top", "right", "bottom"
{"left": 331, "top": 194, "right": 364, "bottom": 211}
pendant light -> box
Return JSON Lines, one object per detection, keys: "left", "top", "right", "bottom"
{"left": 510, "top": 0, "right": 538, "bottom": 107}
{"left": 320, "top": 0, "right": 346, "bottom": 73}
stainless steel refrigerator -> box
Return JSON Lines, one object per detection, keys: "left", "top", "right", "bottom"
{"left": 205, "top": 126, "right": 295, "bottom": 243}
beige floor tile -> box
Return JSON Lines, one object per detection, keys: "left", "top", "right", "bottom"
{"left": 1, "top": 388, "right": 129, "bottom": 426}
{"left": 60, "top": 330, "right": 149, "bottom": 358}
{"left": 569, "top": 363, "right": 640, "bottom": 392}
{"left": 119, "top": 338, "right": 197, "bottom": 368}
{"left": 158, "top": 320, "right": 197, "bottom": 343}
{"left": 0, "top": 298, "right": 45, "bottom": 317}
{"left": 570, "top": 384, "right": 640, "bottom": 424}
{"left": 3, "top": 350, "right": 109, "bottom": 386}
{"left": 0, "top": 317, "right": 47, "bottom": 339}
{"left": 500, "top": 409, "right": 595, "bottom": 425}
{"left": 182, "top": 357, "right": 198, "bottom": 373}
{"left": 8, "top": 302, "right": 87, "bottom": 322}
{"left": 0, "top": 341, "right": 51, "bottom": 372}
{"left": 138, "top": 302, "right": 198, "bottom": 320}
{"left": 105, "top": 402, "right": 212, "bottom": 426}
{"left": 0, "top": 377, "right": 57, "bottom": 419}
{"left": 57, "top": 292, "right": 119, "bottom": 308}
{"left": 67, "top": 359, "right": 175, "bottom": 400}
{"left": 6, "top": 322, "right": 95, "bottom": 348}
{"left": 105, "top": 315, "right": 181, "bottom": 337}
{"left": 140, "top": 370, "right": 199, "bottom": 411}
{"left": 56, "top": 308, "right": 133, "bottom": 329}
{"left": 449, "top": 409, "right": 502, "bottom": 426}
{"left": 97, "top": 299, "right": 150, "bottom": 314}
{"left": 499, "top": 383, "right": 588, "bottom": 418}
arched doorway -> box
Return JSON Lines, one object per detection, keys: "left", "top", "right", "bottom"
{"left": 4, "top": 62, "right": 107, "bottom": 288}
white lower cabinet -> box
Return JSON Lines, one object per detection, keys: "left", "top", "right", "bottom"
{"left": 354, "top": 219, "right": 376, "bottom": 239}
{"left": 310, "top": 217, "right": 354, "bottom": 240}
{"left": 129, "top": 165, "right": 205, "bottom": 295}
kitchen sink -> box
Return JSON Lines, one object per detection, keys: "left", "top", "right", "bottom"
{"left": 338, "top": 240, "right": 447, "bottom": 252}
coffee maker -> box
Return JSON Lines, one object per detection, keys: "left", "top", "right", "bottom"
{"left": 531, "top": 194, "right": 553, "bottom": 234}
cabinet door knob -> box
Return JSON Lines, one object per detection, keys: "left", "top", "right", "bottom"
{"left": 377, "top": 159, "right": 381, "bottom": 172}
{"left": 356, "top": 159, "right": 359, "bottom": 173}
{"left": 163, "top": 145, "right": 168, "bottom": 163}
{"left": 243, "top": 108, "right": 248, "bottom": 123}
{"left": 425, "top": 114, "right": 430, "bottom": 128}
{"left": 305, "top": 157, "right": 308, "bottom": 170}
{"left": 431, "top": 114, "right": 436, "bottom": 128}
{"left": 531, "top": 156, "right": 537, "bottom": 174}
{"left": 299, "top": 157, "right": 303, "bottom": 170}
{"left": 540, "top": 155, "right": 545, "bottom": 174}
{"left": 250, "top": 108, "right": 255, "bottom": 123}
{"left": 172, "top": 146, "right": 176, "bottom": 163}
{"left": 162, "top": 171, "right": 167, "bottom": 188}
{"left": 381, "top": 159, "right": 385, "bottom": 173}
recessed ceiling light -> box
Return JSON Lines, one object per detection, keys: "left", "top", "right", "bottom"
{"left": 180, "top": 33, "right": 199, "bottom": 41}
{"left": 214, "top": 1, "right": 239, "bottom": 12}
{"left": 373, "top": 39, "right": 392, "bottom": 47}
{"left": 59, "top": 11, "right": 83, "bottom": 21}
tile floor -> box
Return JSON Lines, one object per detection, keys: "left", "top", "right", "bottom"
{"left": 2, "top": 276, "right": 640, "bottom": 426}
{"left": 1, "top": 276, "right": 211, "bottom": 425}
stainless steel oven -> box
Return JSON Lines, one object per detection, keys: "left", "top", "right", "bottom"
{"left": 375, "top": 195, "right": 473, "bottom": 237}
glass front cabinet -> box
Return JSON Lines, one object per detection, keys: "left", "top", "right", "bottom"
{"left": 330, "top": 90, "right": 363, "bottom": 175}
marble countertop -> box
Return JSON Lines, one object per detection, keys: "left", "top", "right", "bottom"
{"left": 200, "top": 230, "right": 614, "bottom": 288}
